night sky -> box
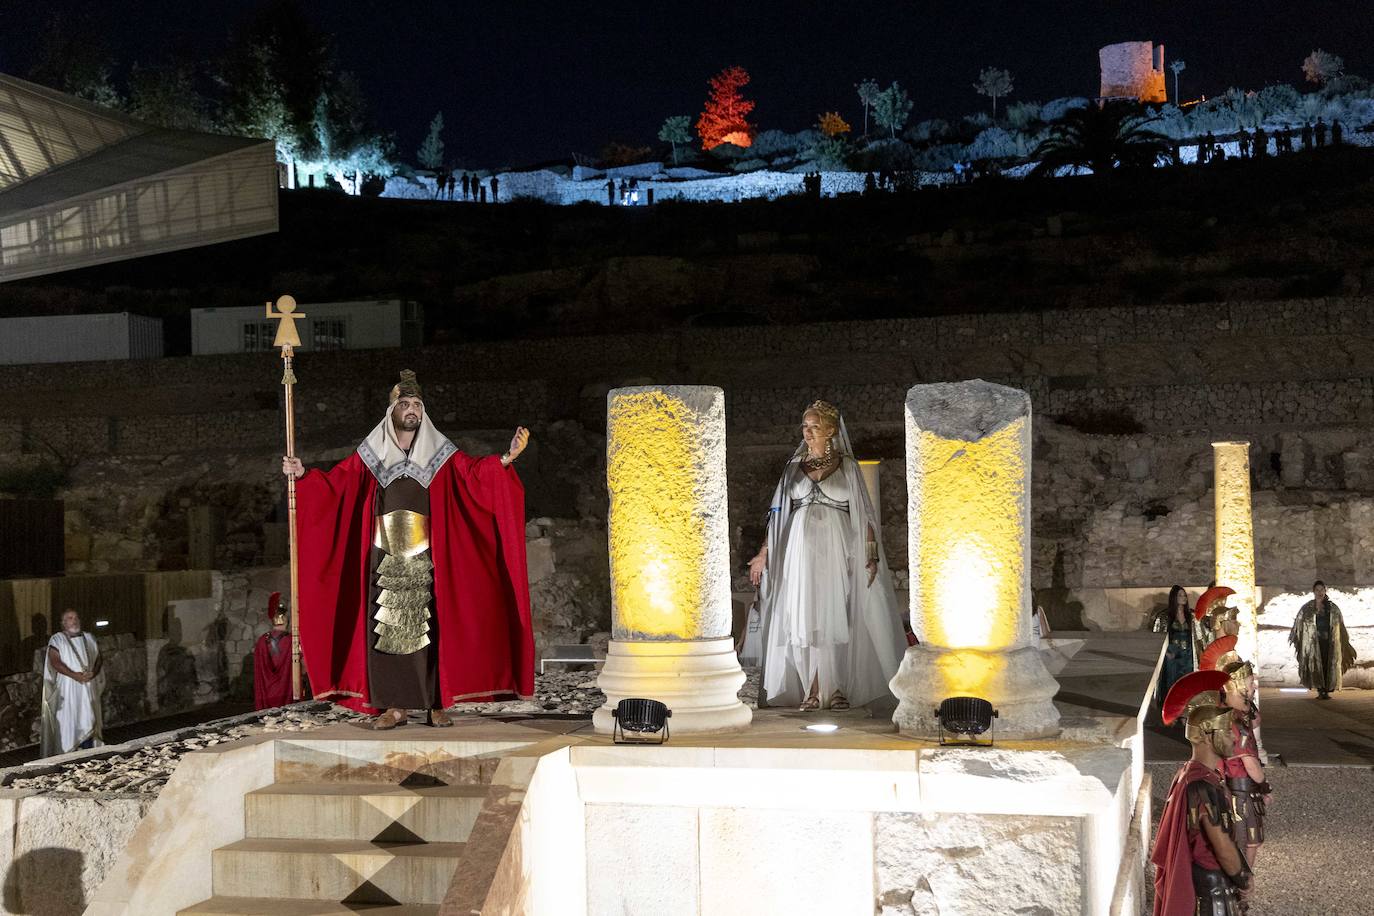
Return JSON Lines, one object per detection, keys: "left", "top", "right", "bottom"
{"left": 4, "top": 1, "right": 1373, "bottom": 167}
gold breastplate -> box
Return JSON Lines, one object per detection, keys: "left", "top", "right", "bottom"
{"left": 373, "top": 510, "right": 430, "bottom": 557}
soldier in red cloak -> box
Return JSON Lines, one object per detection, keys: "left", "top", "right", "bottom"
{"left": 252, "top": 592, "right": 293, "bottom": 710}
{"left": 1152, "top": 670, "right": 1252, "bottom": 916}
{"left": 283, "top": 369, "right": 533, "bottom": 729}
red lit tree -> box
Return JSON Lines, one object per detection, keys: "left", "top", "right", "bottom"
{"left": 696, "top": 66, "right": 756, "bottom": 150}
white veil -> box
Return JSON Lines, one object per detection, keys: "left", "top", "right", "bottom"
{"left": 755, "top": 412, "right": 908, "bottom": 708}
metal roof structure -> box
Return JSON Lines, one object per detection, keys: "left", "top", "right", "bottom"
{"left": 0, "top": 74, "right": 279, "bottom": 281}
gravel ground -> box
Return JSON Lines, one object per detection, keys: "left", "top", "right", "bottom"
{"left": 0, "top": 668, "right": 764, "bottom": 797}
{"left": 1147, "top": 763, "right": 1374, "bottom": 916}
{"left": 1, "top": 706, "right": 369, "bottom": 795}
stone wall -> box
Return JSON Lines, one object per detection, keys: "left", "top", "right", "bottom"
{"left": 7, "top": 297, "right": 1374, "bottom": 683}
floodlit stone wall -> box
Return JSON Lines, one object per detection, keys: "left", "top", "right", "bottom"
{"left": 1099, "top": 41, "right": 1167, "bottom": 103}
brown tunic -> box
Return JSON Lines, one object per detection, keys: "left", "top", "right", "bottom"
{"left": 367, "top": 476, "right": 439, "bottom": 710}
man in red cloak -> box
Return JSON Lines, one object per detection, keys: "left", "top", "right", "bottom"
{"left": 1152, "top": 670, "right": 1252, "bottom": 916}
{"left": 283, "top": 369, "right": 533, "bottom": 729}
{"left": 253, "top": 592, "right": 294, "bottom": 709}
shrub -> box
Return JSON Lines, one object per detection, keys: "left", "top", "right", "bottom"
{"left": 905, "top": 118, "right": 952, "bottom": 144}
{"left": 1005, "top": 100, "right": 1043, "bottom": 131}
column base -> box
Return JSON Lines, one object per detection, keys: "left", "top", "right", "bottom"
{"left": 890, "top": 643, "right": 1061, "bottom": 740}
{"left": 593, "top": 636, "right": 752, "bottom": 736}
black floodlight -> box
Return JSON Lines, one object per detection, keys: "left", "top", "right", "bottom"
{"left": 612, "top": 698, "right": 672, "bottom": 745}
{"left": 935, "top": 696, "right": 998, "bottom": 747}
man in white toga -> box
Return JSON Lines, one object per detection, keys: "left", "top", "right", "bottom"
{"left": 40, "top": 608, "right": 104, "bottom": 757}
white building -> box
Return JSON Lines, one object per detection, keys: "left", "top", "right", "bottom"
{"left": 190, "top": 300, "right": 423, "bottom": 355}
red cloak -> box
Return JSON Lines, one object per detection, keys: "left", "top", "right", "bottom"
{"left": 1151, "top": 760, "right": 1217, "bottom": 916}
{"left": 253, "top": 632, "right": 293, "bottom": 710}
{"left": 295, "top": 450, "right": 533, "bottom": 713}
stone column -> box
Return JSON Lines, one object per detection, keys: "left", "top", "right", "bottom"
{"left": 593, "top": 386, "right": 751, "bottom": 735}
{"left": 1212, "top": 441, "right": 1258, "bottom": 664}
{"left": 891, "top": 380, "right": 1060, "bottom": 739}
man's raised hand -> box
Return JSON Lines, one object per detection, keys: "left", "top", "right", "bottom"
{"left": 282, "top": 456, "right": 305, "bottom": 479}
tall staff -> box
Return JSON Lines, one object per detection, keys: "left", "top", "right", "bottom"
{"left": 267, "top": 294, "right": 306, "bottom": 701}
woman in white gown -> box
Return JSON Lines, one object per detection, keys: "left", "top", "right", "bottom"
{"left": 747, "top": 401, "right": 907, "bottom": 710}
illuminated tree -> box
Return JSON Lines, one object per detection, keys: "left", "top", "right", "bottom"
{"left": 872, "top": 82, "right": 913, "bottom": 138}
{"left": 28, "top": 12, "right": 122, "bottom": 108}
{"left": 1169, "top": 59, "right": 1186, "bottom": 104}
{"left": 974, "top": 67, "right": 1014, "bottom": 120}
{"left": 1302, "top": 49, "right": 1344, "bottom": 86}
{"left": 696, "top": 66, "right": 756, "bottom": 150}
{"left": 817, "top": 111, "right": 851, "bottom": 138}
{"left": 417, "top": 112, "right": 445, "bottom": 170}
{"left": 856, "top": 78, "right": 880, "bottom": 137}
{"left": 658, "top": 115, "right": 692, "bottom": 164}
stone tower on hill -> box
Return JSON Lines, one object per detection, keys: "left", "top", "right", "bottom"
{"left": 1099, "top": 41, "right": 1167, "bottom": 103}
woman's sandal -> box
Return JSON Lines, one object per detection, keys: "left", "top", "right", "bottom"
{"left": 829, "top": 692, "right": 851, "bottom": 711}
{"left": 799, "top": 695, "right": 821, "bottom": 711}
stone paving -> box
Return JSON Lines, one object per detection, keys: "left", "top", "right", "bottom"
{"left": 1146, "top": 686, "right": 1374, "bottom": 766}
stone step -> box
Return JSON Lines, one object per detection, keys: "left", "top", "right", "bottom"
{"left": 179, "top": 897, "right": 438, "bottom": 915}
{"left": 274, "top": 738, "right": 533, "bottom": 785}
{"left": 212, "top": 838, "right": 463, "bottom": 905}
{"left": 246, "top": 782, "right": 489, "bottom": 843}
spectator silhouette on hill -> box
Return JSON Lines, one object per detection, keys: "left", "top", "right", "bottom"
{"left": 1315, "top": 118, "right": 1328, "bottom": 147}
{"left": 1301, "top": 122, "right": 1314, "bottom": 149}
{"left": 446, "top": 173, "right": 456, "bottom": 200}
{"left": 1332, "top": 120, "right": 1344, "bottom": 146}
{"left": 1254, "top": 126, "right": 1267, "bottom": 157}
{"left": 605, "top": 179, "right": 615, "bottom": 206}
{"left": 461, "top": 173, "right": 470, "bottom": 200}
{"left": 490, "top": 175, "right": 499, "bottom": 203}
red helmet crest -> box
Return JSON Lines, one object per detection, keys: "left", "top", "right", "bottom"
{"left": 1193, "top": 586, "right": 1236, "bottom": 621}
{"left": 1162, "top": 669, "right": 1229, "bottom": 725}
{"left": 1199, "top": 635, "right": 1238, "bottom": 671}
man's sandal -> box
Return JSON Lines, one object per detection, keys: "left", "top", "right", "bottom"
{"left": 799, "top": 695, "right": 822, "bottom": 711}
{"left": 372, "top": 708, "right": 407, "bottom": 730}
{"left": 829, "top": 692, "right": 851, "bottom": 711}
{"left": 428, "top": 708, "right": 454, "bottom": 728}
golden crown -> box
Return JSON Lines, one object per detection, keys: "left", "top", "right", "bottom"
{"left": 805, "top": 399, "right": 841, "bottom": 428}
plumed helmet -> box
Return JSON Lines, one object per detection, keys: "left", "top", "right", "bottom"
{"left": 1199, "top": 635, "right": 1238, "bottom": 671}
{"left": 1162, "top": 669, "right": 1229, "bottom": 725}
{"left": 1194, "top": 586, "right": 1236, "bottom": 622}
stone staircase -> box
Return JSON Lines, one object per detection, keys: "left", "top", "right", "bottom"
{"left": 176, "top": 747, "right": 499, "bottom": 915}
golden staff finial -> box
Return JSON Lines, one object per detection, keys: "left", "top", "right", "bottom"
{"left": 267, "top": 294, "right": 306, "bottom": 702}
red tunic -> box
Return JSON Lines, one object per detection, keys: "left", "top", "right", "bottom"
{"left": 295, "top": 451, "right": 533, "bottom": 713}
{"left": 253, "top": 631, "right": 293, "bottom": 710}
{"left": 1151, "top": 760, "right": 1231, "bottom": 916}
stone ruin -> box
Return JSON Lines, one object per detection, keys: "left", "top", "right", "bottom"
{"left": 1099, "top": 40, "right": 1167, "bottom": 103}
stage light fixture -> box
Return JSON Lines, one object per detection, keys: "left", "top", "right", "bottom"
{"left": 804, "top": 723, "right": 839, "bottom": 734}
{"left": 611, "top": 697, "right": 672, "bottom": 745}
{"left": 934, "top": 696, "right": 998, "bottom": 746}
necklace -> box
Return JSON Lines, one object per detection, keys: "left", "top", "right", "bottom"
{"left": 802, "top": 440, "right": 834, "bottom": 471}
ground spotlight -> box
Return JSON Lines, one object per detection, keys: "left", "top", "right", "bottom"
{"left": 934, "top": 696, "right": 997, "bottom": 746}
{"left": 611, "top": 698, "right": 671, "bottom": 745}
{"left": 804, "top": 722, "right": 839, "bottom": 734}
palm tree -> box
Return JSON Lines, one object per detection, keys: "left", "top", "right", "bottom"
{"left": 1031, "top": 101, "right": 1172, "bottom": 177}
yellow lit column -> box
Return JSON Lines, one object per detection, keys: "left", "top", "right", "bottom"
{"left": 593, "top": 385, "right": 752, "bottom": 735}
{"left": 890, "top": 380, "right": 1061, "bottom": 739}
{"left": 1212, "top": 441, "right": 1258, "bottom": 666}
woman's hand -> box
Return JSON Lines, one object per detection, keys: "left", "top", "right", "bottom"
{"left": 282, "top": 456, "right": 304, "bottom": 479}
{"left": 866, "top": 559, "right": 878, "bottom": 586}
{"left": 748, "top": 552, "right": 767, "bottom": 587}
